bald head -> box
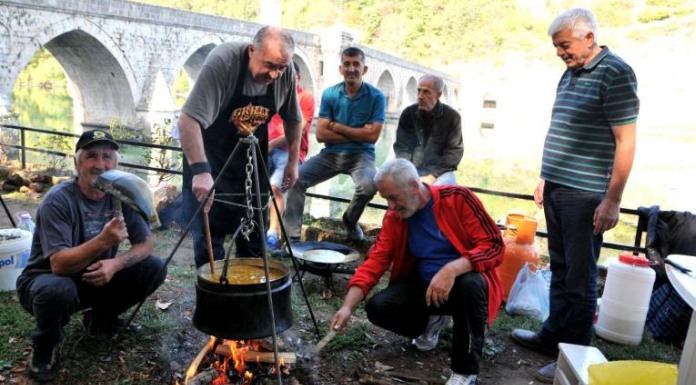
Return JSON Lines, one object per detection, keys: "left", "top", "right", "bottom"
{"left": 248, "top": 26, "right": 295, "bottom": 85}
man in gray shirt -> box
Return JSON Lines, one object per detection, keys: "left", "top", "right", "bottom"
{"left": 178, "top": 26, "right": 303, "bottom": 267}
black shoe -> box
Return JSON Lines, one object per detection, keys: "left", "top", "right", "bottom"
{"left": 28, "top": 344, "right": 59, "bottom": 382}
{"left": 534, "top": 361, "right": 557, "bottom": 383}
{"left": 510, "top": 329, "right": 558, "bottom": 356}
{"left": 342, "top": 213, "right": 364, "bottom": 241}
{"left": 82, "top": 310, "right": 127, "bottom": 335}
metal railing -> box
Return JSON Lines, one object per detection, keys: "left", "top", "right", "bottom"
{"left": 0, "top": 123, "right": 648, "bottom": 255}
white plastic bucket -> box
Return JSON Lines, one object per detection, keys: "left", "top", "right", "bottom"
{"left": 595, "top": 254, "right": 656, "bottom": 345}
{"left": 0, "top": 228, "right": 32, "bottom": 291}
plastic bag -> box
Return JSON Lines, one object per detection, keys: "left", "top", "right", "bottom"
{"left": 505, "top": 262, "right": 549, "bottom": 321}
{"left": 588, "top": 360, "right": 677, "bottom": 385}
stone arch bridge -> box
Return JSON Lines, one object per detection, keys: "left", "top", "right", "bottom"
{"left": 0, "top": 0, "right": 460, "bottom": 133}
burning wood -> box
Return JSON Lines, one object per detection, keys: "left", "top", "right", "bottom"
{"left": 186, "top": 368, "right": 220, "bottom": 385}
{"left": 184, "top": 336, "right": 295, "bottom": 385}
{"left": 214, "top": 346, "right": 296, "bottom": 365}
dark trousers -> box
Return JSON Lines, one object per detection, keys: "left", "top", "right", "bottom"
{"left": 16, "top": 256, "right": 166, "bottom": 350}
{"left": 365, "top": 272, "right": 488, "bottom": 375}
{"left": 540, "top": 182, "right": 603, "bottom": 346}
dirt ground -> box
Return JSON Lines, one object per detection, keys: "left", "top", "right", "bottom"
{"left": 0, "top": 191, "right": 553, "bottom": 385}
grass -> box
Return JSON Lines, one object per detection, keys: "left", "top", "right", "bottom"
{"left": 0, "top": 290, "right": 174, "bottom": 384}
{"left": 489, "top": 309, "right": 682, "bottom": 364}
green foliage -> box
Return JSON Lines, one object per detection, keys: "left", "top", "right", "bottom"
{"left": 143, "top": 118, "right": 182, "bottom": 183}
{"left": 647, "top": 0, "right": 686, "bottom": 7}
{"left": 172, "top": 68, "right": 190, "bottom": 108}
{"left": 12, "top": 47, "right": 73, "bottom": 132}
{"left": 0, "top": 292, "right": 34, "bottom": 367}
{"left": 35, "top": 133, "right": 72, "bottom": 172}
{"left": 638, "top": 8, "right": 673, "bottom": 23}
{"left": 135, "top": 0, "right": 259, "bottom": 20}
{"left": 594, "top": 0, "right": 635, "bottom": 27}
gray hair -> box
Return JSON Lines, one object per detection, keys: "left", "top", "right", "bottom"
{"left": 253, "top": 26, "right": 295, "bottom": 56}
{"left": 375, "top": 158, "right": 419, "bottom": 188}
{"left": 420, "top": 74, "right": 444, "bottom": 93}
{"left": 548, "top": 8, "right": 598, "bottom": 41}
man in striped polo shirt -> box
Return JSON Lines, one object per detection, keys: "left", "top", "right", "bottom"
{"left": 510, "top": 8, "right": 639, "bottom": 383}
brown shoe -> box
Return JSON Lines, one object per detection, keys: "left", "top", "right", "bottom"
{"left": 510, "top": 328, "right": 558, "bottom": 356}
{"left": 534, "top": 361, "right": 556, "bottom": 383}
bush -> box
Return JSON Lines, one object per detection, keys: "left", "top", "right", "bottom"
{"left": 638, "top": 8, "right": 672, "bottom": 23}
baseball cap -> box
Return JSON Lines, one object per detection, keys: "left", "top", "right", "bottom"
{"left": 75, "top": 129, "right": 119, "bottom": 152}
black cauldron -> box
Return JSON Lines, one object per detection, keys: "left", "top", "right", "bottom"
{"left": 192, "top": 258, "right": 293, "bottom": 340}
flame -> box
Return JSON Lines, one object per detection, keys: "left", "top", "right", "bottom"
{"left": 211, "top": 372, "right": 228, "bottom": 385}
{"left": 223, "top": 340, "right": 251, "bottom": 374}
{"left": 184, "top": 338, "right": 293, "bottom": 385}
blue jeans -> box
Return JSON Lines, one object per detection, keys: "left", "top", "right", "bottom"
{"left": 365, "top": 273, "right": 488, "bottom": 375}
{"left": 268, "top": 148, "right": 289, "bottom": 189}
{"left": 283, "top": 150, "right": 377, "bottom": 239}
{"left": 540, "top": 182, "right": 603, "bottom": 346}
{"left": 432, "top": 171, "right": 457, "bottom": 186}
{"left": 16, "top": 256, "right": 166, "bottom": 350}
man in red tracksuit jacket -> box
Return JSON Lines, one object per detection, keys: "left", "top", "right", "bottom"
{"left": 331, "top": 158, "right": 504, "bottom": 385}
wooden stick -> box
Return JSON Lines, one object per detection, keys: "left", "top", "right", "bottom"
{"left": 311, "top": 330, "right": 336, "bottom": 355}
{"left": 187, "top": 368, "right": 219, "bottom": 385}
{"left": 388, "top": 370, "right": 447, "bottom": 385}
{"left": 213, "top": 346, "right": 296, "bottom": 365}
{"left": 203, "top": 212, "right": 215, "bottom": 276}
{"left": 356, "top": 372, "right": 402, "bottom": 385}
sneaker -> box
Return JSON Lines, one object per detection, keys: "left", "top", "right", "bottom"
{"left": 82, "top": 310, "right": 127, "bottom": 335}
{"left": 412, "top": 315, "right": 451, "bottom": 351}
{"left": 342, "top": 213, "right": 364, "bottom": 241}
{"left": 445, "top": 373, "right": 477, "bottom": 385}
{"left": 28, "top": 344, "right": 60, "bottom": 382}
{"left": 266, "top": 231, "right": 279, "bottom": 250}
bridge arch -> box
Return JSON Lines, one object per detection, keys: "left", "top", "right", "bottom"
{"left": 9, "top": 18, "right": 139, "bottom": 130}
{"left": 376, "top": 69, "right": 397, "bottom": 114}
{"left": 292, "top": 49, "right": 318, "bottom": 98}
{"left": 404, "top": 76, "right": 418, "bottom": 107}
{"left": 177, "top": 34, "right": 226, "bottom": 85}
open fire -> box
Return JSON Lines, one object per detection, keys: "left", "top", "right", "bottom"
{"left": 182, "top": 337, "right": 295, "bottom": 385}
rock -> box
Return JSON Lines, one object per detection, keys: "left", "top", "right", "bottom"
{"left": 29, "top": 182, "right": 48, "bottom": 193}
{"left": 51, "top": 176, "right": 72, "bottom": 185}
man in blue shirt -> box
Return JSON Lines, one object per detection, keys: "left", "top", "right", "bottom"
{"left": 510, "top": 8, "right": 639, "bottom": 383}
{"left": 283, "top": 46, "right": 386, "bottom": 241}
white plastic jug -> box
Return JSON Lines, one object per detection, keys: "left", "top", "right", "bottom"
{"left": 0, "top": 228, "right": 32, "bottom": 291}
{"left": 595, "top": 254, "right": 656, "bottom": 345}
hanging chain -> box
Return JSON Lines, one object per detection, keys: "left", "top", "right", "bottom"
{"left": 241, "top": 144, "right": 256, "bottom": 241}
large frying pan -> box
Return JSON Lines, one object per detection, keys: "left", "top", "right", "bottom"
{"left": 92, "top": 169, "right": 158, "bottom": 226}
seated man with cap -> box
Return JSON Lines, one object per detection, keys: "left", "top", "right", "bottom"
{"left": 16, "top": 129, "right": 167, "bottom": 383}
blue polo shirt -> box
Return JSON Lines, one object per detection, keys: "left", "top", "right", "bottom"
{"left": 318, "top": 81, "right": 386, "bottom": 154}
{"left": 540, "top": 46, "right": 639, "bottom": 193}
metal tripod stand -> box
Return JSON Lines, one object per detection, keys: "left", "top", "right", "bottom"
{"left": 112, "top": 133, "right": 319, "bottom": 385}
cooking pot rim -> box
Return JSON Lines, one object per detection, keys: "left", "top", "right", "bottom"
{"left": 196, "top": 258, "right": 289, "bottom": 286}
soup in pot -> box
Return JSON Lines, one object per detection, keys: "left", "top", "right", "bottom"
{"left": 200, "top": 264, "right": 285, "bottom": 285}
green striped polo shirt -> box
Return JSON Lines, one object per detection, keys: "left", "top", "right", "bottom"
{"left": 540, "top": 46, "right": 639, "bottom": 193}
